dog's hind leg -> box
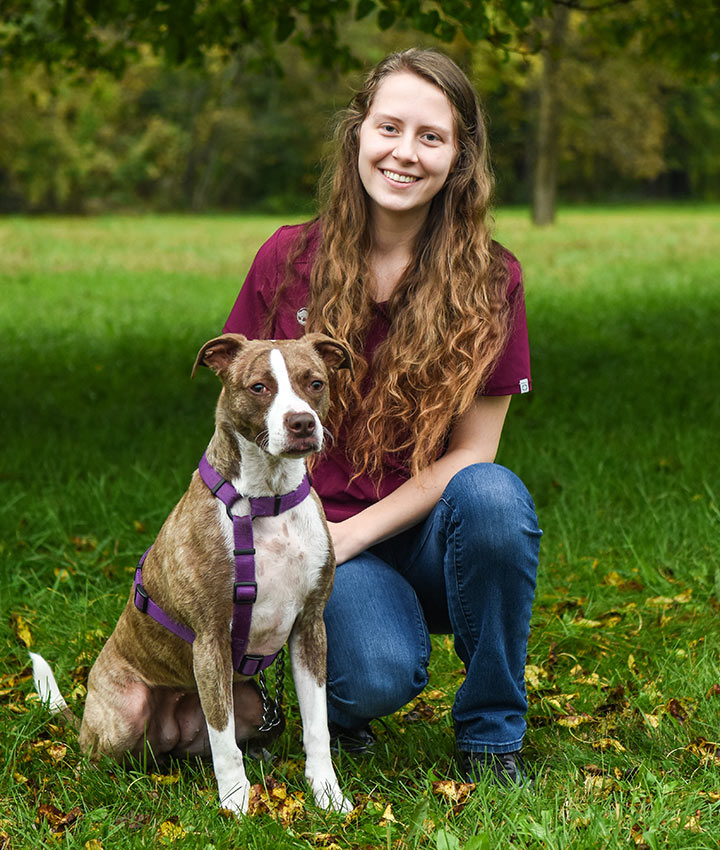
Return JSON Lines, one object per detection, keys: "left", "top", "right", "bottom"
{"left": 289, "top": 619, "right": 352, "bottom": 813}
{"left": 192, "top": 633, "right": 250, "bottom": 815}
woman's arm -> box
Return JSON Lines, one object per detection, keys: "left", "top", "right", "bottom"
{"left": 328, "top": 394, "right": 512, "bottom": 565}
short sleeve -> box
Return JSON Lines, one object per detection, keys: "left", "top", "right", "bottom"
{"left": 483, "top": 253, "right": 532, "bottom": 396}
{"left": 223, "top": 230, "right": 285, "bottom": 337}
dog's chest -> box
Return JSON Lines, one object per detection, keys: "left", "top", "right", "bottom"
{"left": 217, "top": 499, "right": 329, "bottom": 653}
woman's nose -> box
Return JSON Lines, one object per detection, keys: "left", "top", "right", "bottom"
{"left": 392, "top": 134, "right": 418, "bottom": 163}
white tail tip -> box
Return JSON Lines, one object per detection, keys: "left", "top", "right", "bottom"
{"left": 29, "top": 652, "right": 69, "bottom": 714}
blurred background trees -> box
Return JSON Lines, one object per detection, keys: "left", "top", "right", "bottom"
{"left": 0, "top": 0, "right": 717, "bottom": 217}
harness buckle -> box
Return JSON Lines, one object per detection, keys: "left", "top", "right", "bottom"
{"left": 134, "top": 583, "right": 149, "bottom": 614}
{"left": 238, "top": 654, "right": 265, "bottom": 677}
{"left": 234, "top": 581, "right": 258, "bottom": 604}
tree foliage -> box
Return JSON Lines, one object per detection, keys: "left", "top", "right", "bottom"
{"left": 2, "top": 1, "right": 718, "bottom": 77}
{"left": 0, "top": 0, "right": 551, "bottom": 74}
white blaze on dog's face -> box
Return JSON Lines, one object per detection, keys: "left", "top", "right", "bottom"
{"left": 265, "top": 348, "right": 324, "bottom": 456}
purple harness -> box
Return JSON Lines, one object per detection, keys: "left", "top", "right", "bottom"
{"left": 133, "top": 453, "right": 311, "bottom": 677}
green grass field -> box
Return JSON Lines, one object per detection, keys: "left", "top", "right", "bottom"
{"left": 1, "top": 206, "right": 719, "bottom": 848}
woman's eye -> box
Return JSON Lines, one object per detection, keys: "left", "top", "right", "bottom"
{"left": 250, "top": 383, "right": 268, "bottom": 394}
{"left": 422, "top": 132, "right": 441, "bottom": 143}
{"left": 380, "top": 124, "right": 397, "bottom": 134}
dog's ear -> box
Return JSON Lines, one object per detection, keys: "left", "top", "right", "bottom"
{"left": 192, "top": 334, "right": 247, "bottom": 379}
{"left": 305, "top": 333, "right": 354, "bottom": 379}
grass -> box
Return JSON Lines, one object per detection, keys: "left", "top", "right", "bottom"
{"left": 1, "top": 206, "right": 719, "bottom": 848}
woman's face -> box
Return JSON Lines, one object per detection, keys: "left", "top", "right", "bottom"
{"left": 358, "top": 71, "right": 457, "bottom": 224}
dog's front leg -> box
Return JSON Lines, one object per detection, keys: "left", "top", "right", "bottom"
{"left": 289, "top": 620, "right": 353, "bottom": 813}
{"left": 192, "top": 634, "right": 250, "bottom": 814}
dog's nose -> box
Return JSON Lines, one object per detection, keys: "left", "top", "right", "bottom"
{"left": 285, "top": 412, "right": 316, "bottom": 438}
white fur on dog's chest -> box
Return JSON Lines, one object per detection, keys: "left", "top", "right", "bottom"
{"left": 216, "top": 498, "right": 329, "bottom": 656}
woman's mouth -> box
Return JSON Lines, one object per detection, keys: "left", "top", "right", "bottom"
{"left": 381, "top": 169, "right": 420, "bottom": 184}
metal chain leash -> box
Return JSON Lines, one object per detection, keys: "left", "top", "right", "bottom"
{"left": 257, "top": 647, "right": 285, "bottom": 733}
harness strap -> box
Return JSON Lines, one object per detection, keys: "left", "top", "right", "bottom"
{"left": 132, "top": 453, "right": 311, "bottom": 677}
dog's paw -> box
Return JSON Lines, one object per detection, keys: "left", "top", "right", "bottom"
{"left": 218, "top": 778, "right": 251, "bottom": 816}
{"left": 311, "top": 779, "right": 353, "bottom": 813}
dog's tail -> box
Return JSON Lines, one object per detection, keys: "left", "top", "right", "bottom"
{"left": 29, "top": 652, "right": 80, "bottom": 730}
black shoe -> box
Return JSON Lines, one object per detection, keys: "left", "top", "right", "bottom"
{"left": 329, "top": 722, "right": 375, "bottom": 755}
{"left": 460, "top": 750, "right": 530, "bottom": 787}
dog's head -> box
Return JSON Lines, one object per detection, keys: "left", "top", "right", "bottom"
{"left": 192, "top": 333, "right": 352, "bottom": 458}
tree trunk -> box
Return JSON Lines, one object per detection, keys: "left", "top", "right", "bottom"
{"left": 532, "top": 5, "right": 570, "bottom": 226}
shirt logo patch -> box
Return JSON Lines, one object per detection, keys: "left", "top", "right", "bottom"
{"left": 296, "top": 307, "right": 308, "bottom": 326}
{"left": 519, "top": 378, "right": 530, "bottom": 393}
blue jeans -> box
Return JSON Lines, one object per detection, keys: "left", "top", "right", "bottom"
{"left": 324, "top": 463, "right": 541, "bottom": 753}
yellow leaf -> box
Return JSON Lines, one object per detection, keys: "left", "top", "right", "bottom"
{"left": 673, "top": 590, "right": 692, "bottom": 604}
{"left": 556, "top": 714, "right": 592, "bottom": 727}
{"left": 643, "top": 713, "right": 661, "bottom": 729}
{"left": 150, "top": 771, "right": 180, "bottom": 785}
{"left": 592, "top": 738, "right": 626, "bottom": 753}
{"left": 604, "top": 571, "right": 624, "bottom": 586}
{"left": 583, "top": 774, "right": 617, "bottom": 795}
{"left": 47, "top": 743, "right": 67, "bottom": 762}
{"left": 645, "top": 596, "right": 674, "bottom": 607}
{"left": 157, "top": 820, "right": 186, "bottom": 843}
{"left": 379, "top": 803, "right": 397, "bottom": 825}
{"left": 525, "top": 664, "right": 548, "bottom": 689}
{"left": 574, "top": 618, "right": 603, "bottom": 628}
{"left": 12, "top": 613, "right": 33, "bottom": 648}
{"left": 85, "top": 840, "right": 104, "bottom": 849}
{"left": 432, "top": 781, "right": 475, "bottom": 804}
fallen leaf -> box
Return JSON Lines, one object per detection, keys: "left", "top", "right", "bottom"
{"left": 645, "top": 596, "right": 674, "bottom": 608}
{"left": 684, "top": 813, "right": 703, "bottom": 832}
{"left": 525, "top": 664, "right": 549, "bottom": 690}
{"left": 378, "top": 803, "right": 397, "bottom": 825}
{"left": 592, "top": 738, "right": 626, "bottom": 753}
{"left": 157, "top": 819, "right": 186, "bottom": 842}
{"left": 556, "top": 714, "right": 593, "bottom": 727}
{"left": 705, "top": 684, "right": 720, "bottom": 699}
{"left": 150, "top": 771, "right": 181, "bottom": 785}
{"left": 432, "top": 780, "right": 475, "bottom": 805}
{"left": 85, "top": 840, "right": 104, "bottom": 849}
{"left": 402, "top": 699, "right": 436, "bottom": 723}
{"left": 37, "top": 804, "right": 82, "bottom": 835}
{"left": 12, "top": 613, "right": 33, "bottom": 648}
{"left": 247, "top": 778, "right": 305, "bottom": 825}
{"left": 583, "top": 774, "right": 617, "bottom": 795}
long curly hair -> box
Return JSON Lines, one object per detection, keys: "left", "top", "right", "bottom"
{"left": 275, "top": 49, "right": 514, "bottom": 482}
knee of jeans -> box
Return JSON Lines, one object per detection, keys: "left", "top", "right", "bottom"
{"left": 443, "top": 463, "right": 541, "bottom": 543}
{"left": 328, "top": 645, "right": 429, "bottom": 720}
{"left": 444, "top": 463, "right": 533, "bottom": 517}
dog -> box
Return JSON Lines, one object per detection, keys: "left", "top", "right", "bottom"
{"left": 31, "top": 332, "right": 353, "bottom": 815}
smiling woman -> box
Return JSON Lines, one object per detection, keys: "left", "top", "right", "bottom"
{"left": 222, "top": 48, "right": 540, "bottom": 786}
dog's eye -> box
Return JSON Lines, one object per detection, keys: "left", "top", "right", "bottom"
{"left": 249, "top": 383, "right": 269, "bottom": 395}
{"left": 309, "top": 380, "right": 325, "bottom": 392}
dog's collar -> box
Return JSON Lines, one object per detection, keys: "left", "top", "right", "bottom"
{"left": 132, "top": 453, "right": 311, "bottom": 677}
{"left": 197, "top": 453, "right": 311, "bottom": 519}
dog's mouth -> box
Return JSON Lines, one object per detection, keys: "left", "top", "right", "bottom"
{"left": 282, "top": 436, "right": 322, "bottom": 457}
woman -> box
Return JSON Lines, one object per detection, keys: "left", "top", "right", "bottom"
{"left": 223, "top": 48, "right": 541, "bottom": 785}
